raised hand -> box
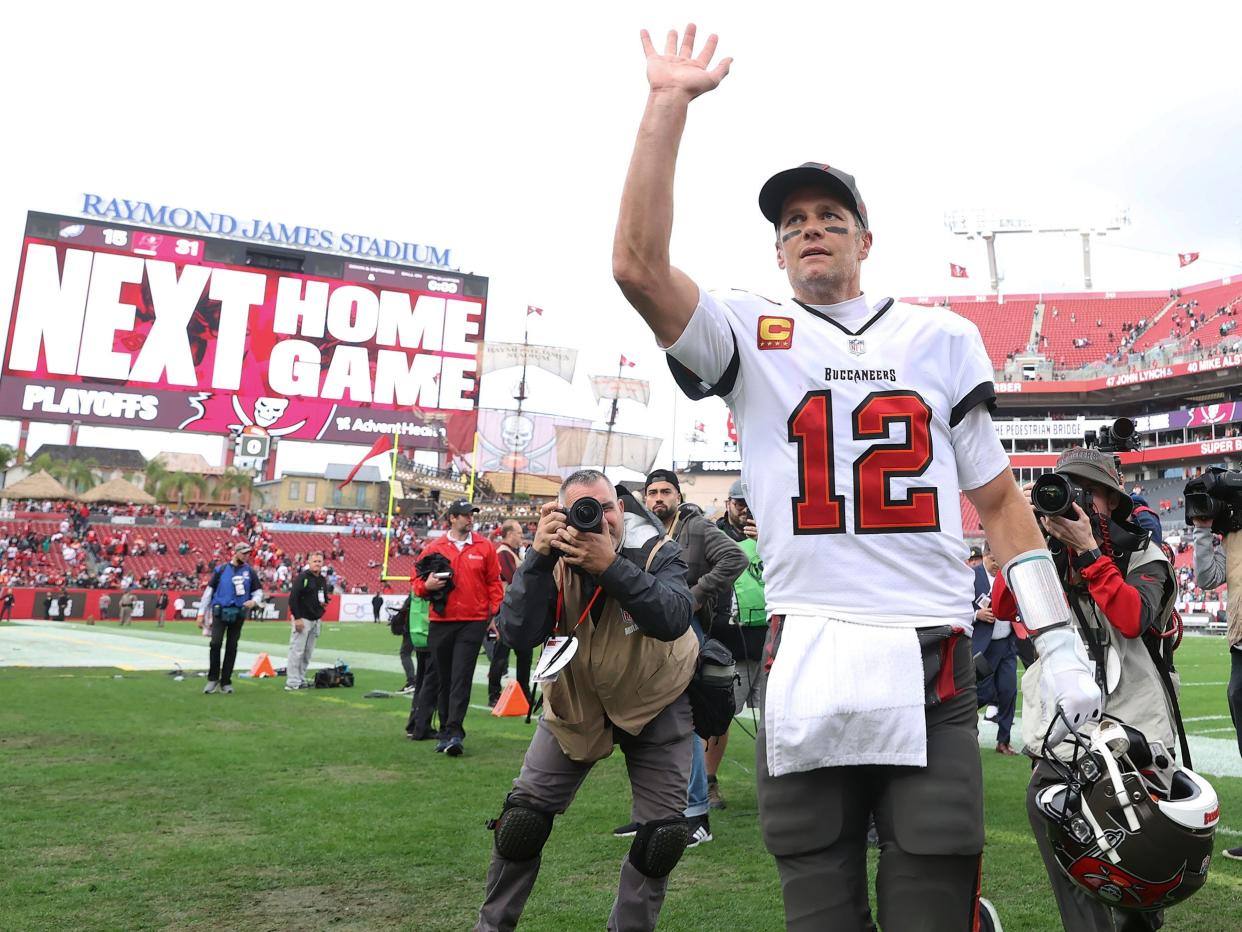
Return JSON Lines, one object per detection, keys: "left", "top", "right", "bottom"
{"left": 640, "top": 24, "right": 731, "bottom": 99}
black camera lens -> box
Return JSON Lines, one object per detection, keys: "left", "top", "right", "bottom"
{"left": 1111, "top": 417, "right": 1135, "bottom": 441}
{"left": 566, "top": 496, "right": 604, "bottom": 533}
{"left": 1032, "top": 473, "right": 1076, "bottom": 518}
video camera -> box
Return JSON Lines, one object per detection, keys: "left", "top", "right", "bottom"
{"left": 1030, "top": 418, "right": 1140, "bottom": 519}
{"left": 1184, "top": 466, "right": 1242, "bottom": 535}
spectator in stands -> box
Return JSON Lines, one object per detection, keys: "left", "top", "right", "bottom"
{"left": 198, "top": 542, "right": 263, "bottom": 695}
{"left": 411, "top": 500, "right": 504, "bottom": 756}
{"left": 487, "top": 520, "right": 531, "bottom": 707}
{"left": 285, "top": 551, "right": 330, "bottom": 692}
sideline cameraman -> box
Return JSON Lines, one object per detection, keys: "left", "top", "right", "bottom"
{"left": 1190, "top": 506, "right": 1242, "bottom": 862}
{"left": 995, "top": 447, "right": 1178, "bottom": 931}
{"left": 475, "top": 470, "right": 698, "bottom": 932}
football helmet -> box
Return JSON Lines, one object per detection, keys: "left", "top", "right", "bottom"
{"left": 1033, "top": 716, "right": 1218, "bottom": 912}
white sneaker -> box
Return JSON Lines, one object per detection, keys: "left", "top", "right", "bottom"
{"left": 221, "top": 684, "right": 234, "bottom": 694}
{"left": 284, "top": 684, "right": 301, "bottom": 692}
{"left": 984, "top": 705, "right": 999, "bottom": 722}
{"left": 685, "top": 816, "right": 713, "bottom": 849}
{"left": 203, "top": 681, "right": 218, "bottom": 694}
{"left": 1224, "top": 845, "right": 1242, "bottom": 861}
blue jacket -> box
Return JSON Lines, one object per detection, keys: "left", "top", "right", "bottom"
{"left": 208, "top": 562, "right": 262, "bottom": 608}
{"left": 1129, "top": 495, "right": 1163, "bottom": 545}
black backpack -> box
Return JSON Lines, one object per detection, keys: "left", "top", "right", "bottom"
{"left": 388, "top": 597, "right": 411, "bottom": 636}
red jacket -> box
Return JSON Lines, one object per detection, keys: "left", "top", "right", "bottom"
{"left": 412, "top": 532, "right": 504, "bottom": 622}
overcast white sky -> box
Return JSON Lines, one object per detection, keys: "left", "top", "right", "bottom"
{"left": 2, "top": 1, "right": 1241, "bottom": 479}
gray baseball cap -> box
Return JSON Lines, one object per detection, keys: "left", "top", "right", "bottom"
{"left": 728, "top": 479, "right": 748, "bottom": 500}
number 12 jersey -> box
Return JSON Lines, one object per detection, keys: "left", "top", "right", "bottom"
{"left": 664, "top": 289, "right": 1009, "bottom": 626}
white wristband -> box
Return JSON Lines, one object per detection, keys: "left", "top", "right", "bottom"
{"left": 1002, "top": 549, "right": 1072, "bottom": 633}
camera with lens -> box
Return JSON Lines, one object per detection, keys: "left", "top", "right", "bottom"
{"left": 1031, "top": 473, "right": 1095, "bottom": 519}
{"left": 1032, "top": 417, "right": 1141, "bottom": 519}
{"left": 1085, "top": 417, "right": 1140, "bottom": 455}
{"left": 1184, "top": 466, "right": 1242, "bottom": 535}
{"left": 560, "top": 496, "right": 604, "bottom": 534}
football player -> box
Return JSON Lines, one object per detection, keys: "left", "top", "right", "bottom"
{"left": 613, "top": 24, "right": 1100, "bottom": 932}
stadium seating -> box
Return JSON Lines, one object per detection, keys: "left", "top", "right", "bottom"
{"left": 1038, "top": 296, "right": 1169, "bottom": 369}
{"left": 945, "top": 299, "right": 1037, "bottom": 368}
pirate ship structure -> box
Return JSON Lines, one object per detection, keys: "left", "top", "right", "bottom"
{"left": 477, "top": 315, "right": 663, "bottom": 502}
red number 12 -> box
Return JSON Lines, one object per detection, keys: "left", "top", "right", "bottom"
{"left": 787, "top": 390, "right": 940, "bottom": 535}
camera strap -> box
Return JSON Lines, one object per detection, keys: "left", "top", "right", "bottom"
{"left": 1068, "top": 595, "right": 1110, "bottom": 695}
{"left": 1141, "top": 623, "right": 1193, "bottom": 769}
{"left": 1069, "top": 586, "right": 1193, "bottom": 769}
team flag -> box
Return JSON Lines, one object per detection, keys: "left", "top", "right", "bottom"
{"left": 620, "top": 355, "right": 637, "bottom": 368}
{"left": 950, "top": 263, "right": 969, "bottom": 278}
{"left": 1179, "top": 252, "right": 1200, "bottom": 268}
{"left": 694, "top": 421, "right": 705, "bottom": 433}
{"left": 339, "top": 434, "right": 395, "bottom": 489}
{"left": 527, "top": 305, "right": 544, "bottom": 316}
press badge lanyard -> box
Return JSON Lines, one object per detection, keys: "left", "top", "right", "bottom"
{"left": 534, "top": 584, "right": 604, "bottom": 683}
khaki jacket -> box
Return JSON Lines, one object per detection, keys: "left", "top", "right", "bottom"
{"left": 1022, "top": 541, "right": 1178, "bottom": 759}
{"left": 543, "top": 539, "right": 698, "bottom": 762}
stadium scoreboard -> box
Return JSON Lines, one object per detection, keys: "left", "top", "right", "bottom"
{"left": 2, "top": 211, "right": 486, "bottom": 450}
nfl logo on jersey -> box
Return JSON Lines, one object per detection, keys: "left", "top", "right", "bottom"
{"left": 848, "top": 338, "right": 866, "bottom": 356}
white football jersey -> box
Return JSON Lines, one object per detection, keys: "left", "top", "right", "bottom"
{"left": 665, "top": 289, "right": 1009, "bottom": 625}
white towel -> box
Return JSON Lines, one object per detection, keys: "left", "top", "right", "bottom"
{"left": 765, "top": 615, "right": 927, "bottom": 776}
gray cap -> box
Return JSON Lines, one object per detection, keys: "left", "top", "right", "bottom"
{"left": 728, "top": 479, "right": 748, "bottom": 500}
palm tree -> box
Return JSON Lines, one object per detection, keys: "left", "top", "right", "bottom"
{"left": 61, "top": 458, "right": 99, "bottom": 494}
{"left": 27, "top": 451, "right": 59, "bottom": 480}
{"left": 214, "top": 468, "right": 261, "bottom": 507}
{"left": 0, "top": 444, "right": 15, "bottom": 489}
{"left": 143, "top": 458, "right": 170, "bottom": 496}
{"left": 157, "top": 471, "right": 208, "bottom": 508}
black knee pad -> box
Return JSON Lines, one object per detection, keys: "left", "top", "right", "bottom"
{"left": 628, "top": 817, "right": 690, "bottom": 879}
{"left": 488, "top": 797, "right": 553, "bottom": 862}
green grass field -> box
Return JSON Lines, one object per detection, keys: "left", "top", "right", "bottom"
{"left": 2, "top": 623, "right": 1241, "bottom": 931}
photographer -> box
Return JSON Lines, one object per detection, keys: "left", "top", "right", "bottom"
{"left": 995, "top": 447, "right": 1179, "bottom": 931}
{"left": 475, "top": 470, "right": 698, "bottom": 932}
{"left": 1188, "top": 482, "right": 1242, "bottom": 862}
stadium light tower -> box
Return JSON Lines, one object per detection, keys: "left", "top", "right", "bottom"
{"left": 945, "top": 208, "right": 1130, "bottom": 292}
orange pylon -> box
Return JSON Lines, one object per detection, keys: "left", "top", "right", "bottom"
{"left": 490, "top": 680, "right": 530, "bottom": 717}
{"left": 249, "top": 652, "right": 276, "bottom": 678}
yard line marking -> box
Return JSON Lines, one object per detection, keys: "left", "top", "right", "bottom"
{"left": 1183, "top": 715, "right": 1231, "bottom": 722}
{"left": 1193, "top": 726, "right": 1239, "bottom": 735}
{"left": 22, "top": 631, "right": 190, "bottom": 663}
{"left": 1180, "top": 681, "right": 1229, "bottom": 687}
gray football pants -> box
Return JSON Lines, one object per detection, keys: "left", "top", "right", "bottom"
{"left": 757, "top": 630, "right": 986, "bottom": 932}
{"left": 475, "top": 694, "right": 694, "bottom": 932}
{"left": 286, "top": 618, "right": 320, "bottom": 688}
